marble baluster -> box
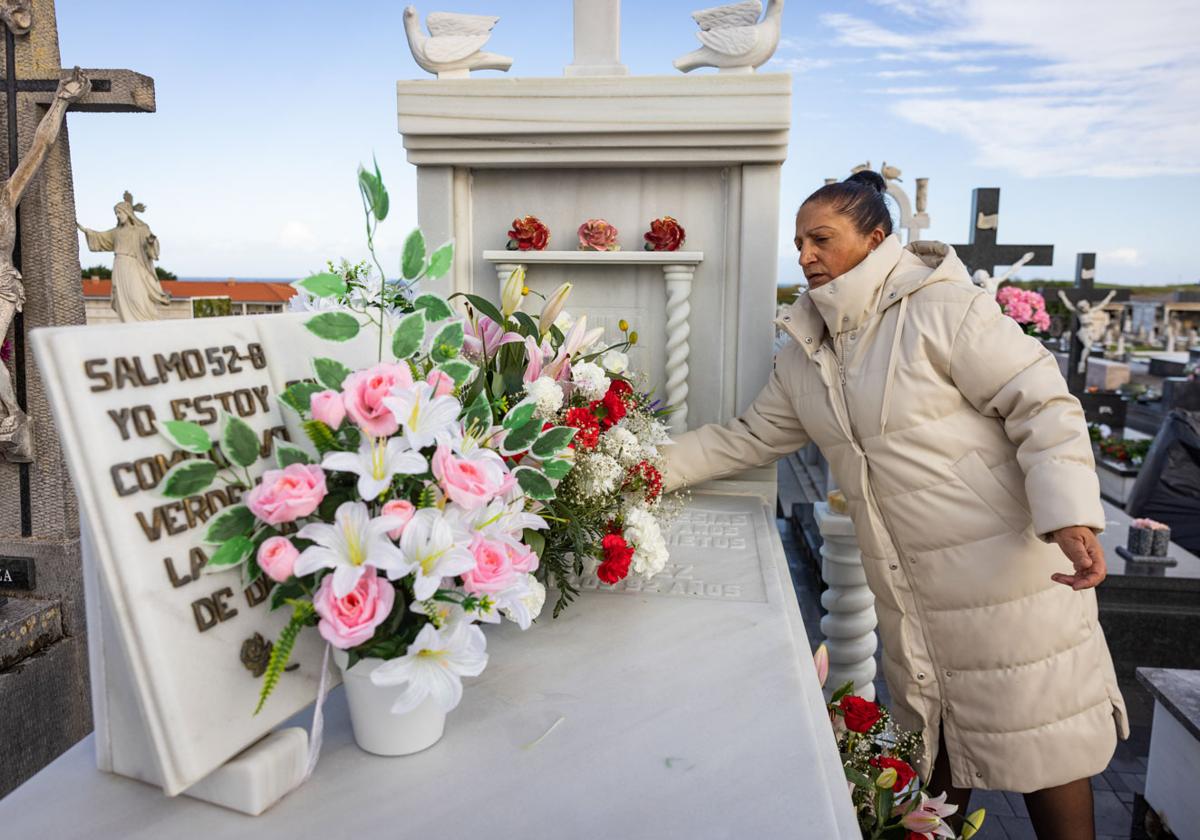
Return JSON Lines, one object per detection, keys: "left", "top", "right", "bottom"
{"left": 815, "top": 501, "right": 878, "bottom": 700}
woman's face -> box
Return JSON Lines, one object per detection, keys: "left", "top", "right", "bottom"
{"left": 794, "top": 201, "right": 886, "bottom": 289}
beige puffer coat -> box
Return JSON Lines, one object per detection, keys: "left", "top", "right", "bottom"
{"left": 665, "top": 235, "right": 1128, "bottom": 792}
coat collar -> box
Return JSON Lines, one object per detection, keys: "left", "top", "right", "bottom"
{"left": 775, "top": 238, "right": 970, "bottom": 357}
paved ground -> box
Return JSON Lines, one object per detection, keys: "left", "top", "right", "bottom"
{"left": 777, "top": 517, "right": 1149, "bottom": 840}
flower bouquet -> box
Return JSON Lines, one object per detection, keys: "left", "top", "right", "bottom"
{"left": 814, "top": 647, "right": 986, "bottom": 840}
{"left": 157, "top": 163, "right": 571, "bottom": 755}
{"left": 455, "top": 267, "right": 676, "bottom": 614}
{"left": 995, "top": 286, "right": 1051, "bottom": 336}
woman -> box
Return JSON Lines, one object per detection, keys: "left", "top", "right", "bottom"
{"left": 78, "top": 193, "right": 171, "bottom": 323}
{"left": 664, "top": 171, "right": 1126, "bottom": 840}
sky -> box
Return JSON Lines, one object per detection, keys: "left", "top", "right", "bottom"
{"left": 58, "top": 0, "right": 1199, "bottom": 287}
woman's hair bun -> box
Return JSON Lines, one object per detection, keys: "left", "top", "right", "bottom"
{"left": 844, "top": 170, "right": 887, "bottom": 194}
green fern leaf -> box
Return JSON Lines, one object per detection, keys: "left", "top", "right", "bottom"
{"left": 255, "top": 601, "right": 315, "bottom": 715}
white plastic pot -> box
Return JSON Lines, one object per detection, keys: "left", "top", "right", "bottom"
{"left": 332, "top": 649, "right": 446, "bottom": 756}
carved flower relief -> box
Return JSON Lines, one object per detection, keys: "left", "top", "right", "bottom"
{"left": 577, "top": 219, "right": 620, "bottom": 252}
{"left": 643, "top": 216, "right": 686, "bottom": 252}
{"left": 240, "top": 632, "right": 272, "bottom": 678}
{"left": 506, "top": 215, "right": 550, "bottom": 251}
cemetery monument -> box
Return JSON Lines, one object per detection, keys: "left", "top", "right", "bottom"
{"left": 78, "top": 190, "right": 171, "bottom": 322}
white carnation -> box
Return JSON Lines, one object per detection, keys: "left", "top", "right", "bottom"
{"left": 580, "top": 452, "right": 623, "bottom": 496}
{"left": 572, "top": 361, "right": 610, "bottom": 401}
{"left": 600, "top": 425, "right": 642, "bottom": 468}
{"left": 600, "top": 350, "right": 628, "bottom": 374}
{"left": 625, "top": 506, "right": 669, "bottom": 578}
{"left": 525, "top": 376, "right": 564, "bottom": 419}
{"left": 500, "top": 574, "right": 545, "bottom": 629}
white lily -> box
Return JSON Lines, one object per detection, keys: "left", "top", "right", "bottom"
{"left": 497, "top": 574, "right": 544, "bottom": 630}
{"left": 399, "top": 507, "right": 477, "bottom": 600}
{"left": 445, "top": 497, "right": 548, "bottom": 546}
{"left": 383, "top": 381, "right": 462, "bottom": 451}
{"left": 321, "top": 436, "right": 427, "bottom": 501}
{"left": 501, "top": 265, "right": 525, "bottom": 318}
{"left": 538, "top": 282, "right": 572, "bottom": 336}
{"left": 294, "top": 501, "right": 413, "bottom": 597}
{"left": 370, "top": 620, "right": 489, "bottom": 714}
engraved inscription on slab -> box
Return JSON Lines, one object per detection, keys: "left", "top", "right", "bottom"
{"left": 577, "top": 502, "right": 768, "bottom": 603}
{"left": 0, "top": 556, "right": 35, "bottom": 590}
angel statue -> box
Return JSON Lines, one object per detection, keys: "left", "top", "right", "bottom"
{"left": 0, "top": 67, "right": 90, "bottom": 463}
{"left": 79, "top": 191, "right": 171, "bottom": 323}
{"left": 972, "top": 251, "right": 1035, "bottom": 298}
{"left": 1058, "top": 289, "right": 1118, "bottom": 374}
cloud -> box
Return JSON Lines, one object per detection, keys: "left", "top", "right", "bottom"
{"left": 1101, "top": 248, "right": 1142, "bottom": 267}
{"left": 869, "top": 85, "right": 958, "bottom": 95}
{"left": 875, "top": 69, "right": 928, "bottom": 78}
{"left": 821, "top": 1, "right": 1200, "bottom": 177}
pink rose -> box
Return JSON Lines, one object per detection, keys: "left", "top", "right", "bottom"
{"left": 426, "top": 369, "right": 455, "bottom": 399}
{"left": 380, "top": 499, "right": 416, "bottom": 539}
{"left": 257, "top": 536, "right": 299, "bottom": 583}
{"left": 313, "top": 567, "right": 395, "bottom": 649}
{"left": 507, "top": 541, "right": 539, "bottom": 574}
{"left": 342, "top": 362, "right": 414, "bottom": 438}
{"left": 431, "top": 443, "right": 514, "bottom": 510}
{"left": 245, "top": 464, "right": 327, "bottom": 525}
{"left": 310, "top": 389, "right": 346, "bottom": 428}
{"left": 462, "top": 536, "right": 518, "bottom": 595}
{"left": 577, "top": 218, "right": 620, "bottom": 252}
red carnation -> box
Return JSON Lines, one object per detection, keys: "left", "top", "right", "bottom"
{"left": 507, "top": 215, "right": 550, "bottom": 251}
{"left": 869, "top": 756, "right": 918, "bottom": 792}
{"left": 838, "top": 695, "right": 883, "bottom": 733}
{"left": 597, "top": 531, "right": 633, "bottom": 584}
{"left": 643, "top": 216, "right": 686, "bottom": 252}
{"left": 564, "top": 407, "right": 601, "bottom": 449}
{"left": 608, "top": 379, "right": 633, "bottom": 399}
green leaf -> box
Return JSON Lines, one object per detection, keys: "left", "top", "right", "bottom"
{"left": 305, "top": 311, "right": 360, "bottom": 342}
{"left": 275, "top": 442, "right": 313, "bottom": 468}
{"left": 269, "top": 578, "right": 306, "bottom": 611}
{"left": 161, "top": 460, "right": 218, "bottom": 498}
{"left": 402, "top": 229, "right": 426, "bottom": 280}
{"left": 437, "top": 359, "right": 477, "bottom": 388}
{"left": 312, "top": 357, "right": 351, "bottom": 391}
{"left": 514, "top": 467, "right": 555, "bottom": 500}
{"left": 502, "top": 397, "right": 538, "bottom": 431}
{"left": 542, "top": 458, "right": 573, "bottom": 480}
{"left": 522, "top": 528, "right": 545, "bottom": 559}
{"left": 511, "top": 310, "right": 540, "bottom": 337}
{"left": 204, "top": 504, "right": 255, "bottom": 543}
{"left": 531, "top": 426, "right": 576, "bottom": 459}
{"left": 391, "top": 309, "right": 426, "bottom": 359}
{"left": 297, "top": 272, "right": 347, "bottom": 299}
{"left": 829, "top": 680, "right": 856, "bottom": 704}
{"left": 207, "top": 536, "right": 254, "bottom": 569}
{"left": 414, "top": 293, "right": 453, "bottom": 322}
{"left": 372, "top": 156, "right": 389, "bottom": 222}
{"left": 158, "top": 419, "right": 212, "bottom": 454}
{"left": 460, "top": 293, "right": 505, "bottom": 327}
{"left": 462, "top": 390, "right": 492, "bottom": 432}
{"left": 431, "top": 321, "right": 465, "bottom": 363}
{"left": 279, "top": 381, "right": 323, "bottom": 415}
{"left": 500, "top": 419, "right": 541, "bottom": 455}
{"left": 427, "top": 240, "right": 454, "bottom": 280}
{"left": 358, "top": 165, "right": 388, "bottom": 223}
{"left": 256, "top": 601, "right": 316, "bottom": 715}
{"left": 221, "top": 415, "right": 260, "bottom": 468}
{"left": 302, "top": 419, "right": 341, "bottom": 454}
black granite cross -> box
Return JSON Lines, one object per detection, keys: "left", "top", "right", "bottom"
{"left": 1058, "top": 253, "right": 1130, "bottom": 305}
{"left": 951, "top": 188, "right": 1054, "bottom": 277}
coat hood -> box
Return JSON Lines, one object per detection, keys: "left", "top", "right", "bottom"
{"left": 777, "top": 236, "right": 971, "bottom": 356}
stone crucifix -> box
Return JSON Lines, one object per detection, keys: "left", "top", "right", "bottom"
{"left": 0, "top": 66, "right": 87, "bottom": 461}
{"left": 1058, "top": 288, "right": 1118, "bottom": 375}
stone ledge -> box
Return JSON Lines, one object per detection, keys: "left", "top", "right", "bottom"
{"left": 0, "top": 597, "right": 63, "bottom": 671}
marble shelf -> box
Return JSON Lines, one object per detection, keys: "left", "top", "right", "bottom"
{"left": 482, "top": 250, "right": 703, "bottom": 266}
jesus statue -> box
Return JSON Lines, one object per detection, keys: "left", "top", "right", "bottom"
{"left": 78, "top": 191, "right": 171, "bottom": 322}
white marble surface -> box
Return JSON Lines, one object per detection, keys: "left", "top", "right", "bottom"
{"left": 0, "top": 492, "right": 859, "bottom": 838}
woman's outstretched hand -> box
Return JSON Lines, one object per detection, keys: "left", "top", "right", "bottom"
{"left": 1050, "top": 526, "right": 1107, "bottom": 590}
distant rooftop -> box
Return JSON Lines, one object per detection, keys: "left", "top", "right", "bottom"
{"left": 82, "top": 277, "right": 298, "bottom": 304}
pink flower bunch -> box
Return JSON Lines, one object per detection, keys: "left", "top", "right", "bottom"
{"left": 996, "top": 286, "right": 1051, "bottom": 334}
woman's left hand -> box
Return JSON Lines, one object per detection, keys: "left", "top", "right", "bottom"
{"left": 1050, "top": 526, "right": 1107, "bottom": 590}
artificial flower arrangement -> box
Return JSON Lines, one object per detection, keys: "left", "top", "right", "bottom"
{"left": 1087, "top": 422, "right": 1150, "bottom": 467}
{"left": 507, "top": 215, "right": 550, "bottom": 251}
{"left": 157, "top": 162, "right": 572, "bottom": 726}
{"left": 643, "top": 216, "right": 686, "bottom": 251}
{"left": 814, "top": 646, "right": 986, "bottom": 840}
{"left": 578, "top": 218, "right": 620, "bottom": 251}
{"left": 995, "top": 286, "right": 1051, "bottom": 336}
{"left": 458, "top": 266, "right": 677, "bottom": 615}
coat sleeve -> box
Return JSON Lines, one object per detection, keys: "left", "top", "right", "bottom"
{"left": 949, "top": 291, "right": 1105, "bottom": 539}
{"left": 663, "top": 343, "right": 810, "bottom": 493}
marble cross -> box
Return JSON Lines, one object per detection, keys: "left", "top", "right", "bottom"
{"left": 951, "top": 187, "right": 1053, "bottom": 277}
{"left": 565, "top": 0, "right": 628, "bottom": 76}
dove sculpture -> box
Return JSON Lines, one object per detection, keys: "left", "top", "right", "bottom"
{"left": 403, "top": 5, "right": 513, "bottom": 79}
{"left": 673, "top": 0, "right": 785, "bottom": 74}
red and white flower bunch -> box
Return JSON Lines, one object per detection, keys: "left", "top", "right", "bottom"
{"left": 995, "top": 286, "right": 1051, "bottom": 336}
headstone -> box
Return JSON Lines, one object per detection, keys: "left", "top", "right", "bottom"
{"left": 1135, "top": 668, "right": 1200, "bottom": 838}
{"left": 0, "top": 0, "right": 156, "bottom": 797}
{"left": 1085, "top": 357, "right": 1131, "bottom": 392}
{"left": 1079, "top": 390, "right": 1127, "bottom": 432}
{"left": 0, "top": 491, "right": 859, "bottom": 837}
{"left": 950, "top": 187, "right": 1053, "bottom": 277}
